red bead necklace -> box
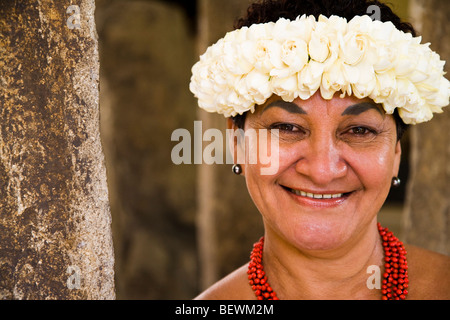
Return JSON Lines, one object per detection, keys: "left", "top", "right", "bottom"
{"left": 247, "top": 223, "right": 408, "bottom": 300}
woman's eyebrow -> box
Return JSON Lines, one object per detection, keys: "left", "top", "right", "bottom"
{"left": 262, "top": 100, "right": 307, "bottom": 114}
{"left": 341, "top": 102, "right": 384, "bottom": 116}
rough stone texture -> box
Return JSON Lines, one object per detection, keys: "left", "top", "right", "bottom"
{"left": 403, "top": 0, "right": 450, "bottom": 255}
{"left": 0, "top": 0, "right": 115, "bottom": 299}
{"left": 96, "top": 0, "right": 198, "bottom": 299}
{"left": 196, "top": 0, "right": 264, "bottom": 291}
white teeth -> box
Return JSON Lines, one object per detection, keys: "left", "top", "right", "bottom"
{"left": 291, "top": 189, "right": 343, "bottom": 199}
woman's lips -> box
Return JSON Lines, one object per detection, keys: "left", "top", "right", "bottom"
{"left": 281, "top": 185, "right": 353, "bottom": 207}
{"left": 289, "top": 189, "right": 344, "bottom": 199}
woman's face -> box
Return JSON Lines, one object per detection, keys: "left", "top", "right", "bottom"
{"left": 231, "top": 92, "right": 401, "bottom": 251}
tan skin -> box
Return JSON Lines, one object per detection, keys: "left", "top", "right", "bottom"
{"left": 195, "top": 92, "right": 450, "bottom": 300}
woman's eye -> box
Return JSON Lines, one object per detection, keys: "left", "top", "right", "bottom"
{"left": 343, "top": 126, "right": 379, "bottom": 140}
{"left": 350, "top": 126, "right": 371, "bottom": 135}
{"left": 271, "top": 123, "right": 300, "bottom": 132}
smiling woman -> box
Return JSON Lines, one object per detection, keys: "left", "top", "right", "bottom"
{"left": 238, "top": 93, "right": 400, "bottom": 256}
{"left": 190, "top": 0, "right": 450, "bottom": 300}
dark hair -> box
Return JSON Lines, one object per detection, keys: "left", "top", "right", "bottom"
{"left": 231, "top": 0, "right": 413, "bottom": 140}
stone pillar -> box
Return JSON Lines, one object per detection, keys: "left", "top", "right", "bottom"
{"left": 0, "top": 0, "right": 115, "bottom": 299}
{"left": 403, "top": 0, "right": 450, "bottom": 255}
{"left": 196, "top": 0, "right": 264, "bottom": 291}
{"left": 96, "top": 0, "right": 198, "bottom": 299}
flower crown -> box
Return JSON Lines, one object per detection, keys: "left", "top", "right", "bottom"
{"left": 189, "top": 14, "right": 449, "bottom": 124}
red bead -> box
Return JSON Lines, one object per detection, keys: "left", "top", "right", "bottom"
{"left": 247, "top": 224, "right": 408, "bottom": 300}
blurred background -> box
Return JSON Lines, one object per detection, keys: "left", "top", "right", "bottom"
{"left": 94, "top": 0, "right": 446, "bottom": 300}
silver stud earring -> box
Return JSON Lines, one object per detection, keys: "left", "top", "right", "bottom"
{"left": 232, "top": 164, "right": 242, "bottom": 175}
{"left": 392, "top": 177, "right": 401, "bottom": 187}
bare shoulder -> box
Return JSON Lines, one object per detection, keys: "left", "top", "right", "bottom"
{"left": 194, "top": 264, "right": 255, "bottom": 300}
{"left": 405, "top": 244, "right": 450, "bottom": 300}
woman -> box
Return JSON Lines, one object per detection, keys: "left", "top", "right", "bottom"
{"left": 190, "top": 0, "right": 450, "bottom": 299}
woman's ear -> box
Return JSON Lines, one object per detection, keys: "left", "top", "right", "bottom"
{"left": 392, "top": 140, "right": 402, "bottom": 178}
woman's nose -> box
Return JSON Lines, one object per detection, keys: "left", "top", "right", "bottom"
{"left": 294, "top": 133, "right": 348, "bottom": 186}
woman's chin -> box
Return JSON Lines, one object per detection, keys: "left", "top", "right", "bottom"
{"left": 289, "top": 222, "right": 354, "bottom": 252}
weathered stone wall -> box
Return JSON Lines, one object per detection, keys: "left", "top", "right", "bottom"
{"left": 96, "top": 0, "right": 198, "bottom": 299}
{"left": 403, "top": 0, "right": 450, "bottom": 255}
{"left": 0, "top": 0, "right": 115, "bottom": 299}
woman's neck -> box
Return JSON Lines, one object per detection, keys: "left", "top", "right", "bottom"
{"left": 262, "top": 219, "right": 385, "bottom": 299}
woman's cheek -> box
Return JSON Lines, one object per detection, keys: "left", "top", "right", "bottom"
{"left": 346, "top": 144, "right": 396, "bottom": 188}
{"left": 245, "top": 131, "right": 299, "bottom": 176}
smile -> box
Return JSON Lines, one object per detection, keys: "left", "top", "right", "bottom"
{"left": 284, "top": 187, "right": 350, "bottom": 199}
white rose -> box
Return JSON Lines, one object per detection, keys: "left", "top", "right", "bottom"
{"left": 392, "top": 38, "right": 423, "bottom": 77}
{"left": 272, "top": 74, "right": 298, "bottom": 101}
{"left": 251, "top": 39, "right": 283, "bottom": 73}
{"left": 351, "top": 64, "right": 377, "bottom": 99}
{"left": 371, "top": 70, "right": 397, "bottom": 104}
{"left": 224, "top": 25, "right": 248, "bottom": 43}
{"left": 408, "top": 47, "right": 436, "bottom": 83}
{"left": 289, "top": 15, "right": 316, "bottom": 42}
{"left": 241, "top": 69, "right": 273, "bottom": 105}
{"left": 398, "top": 99, "right": 432, "bottom": 125}
{"left": 340, "top": 30, "right": 373, "bottom": 66}
{"left": 190, "top": 63, "right": 215, "bottom": 109}
{"left": 222, "top": 41, "right": 253, "bottom": 75}
{"left": 347, "top": 15, "right": 374, "bottom": 35}
{"left": 385, "top": 78, "right": 417, "bottom": 111}
{"left": 270, "top": 39, "right": 308, "bottom": 78}
{"left": 309, "top": 15, "right": 344, "bottom": 65}
{"left": 412, "top": 50, "right": 445, "bottom": 98}
{"left": 321, "top": 59, "right": 347, "bottom": 99}
{"left": 420, "top": 77, "right": 450, "bottom": 112}
{"left": 272, "top": 15, "right": 315, "bottom": 43}
{"left": 370, "top": 20, "right": 397, "bottom": 43}
{"left": 297, "top": 60, "right": 324, "bottom": 99}
{"left": 272, "top": 17, "right": 293, "bottom": 41}
{"left": 309, "top": 30, "right": 330, "bottom": 63}
{"left": 325, "top": 15, "right": 349, "bottom": 33}
{"left": 247, "top": 21, "right": 274, "bottom": 41}
{"left": 221, "top": 89, "right": 254, "bottom": 116}
{"left": 373, "top": 45, "right": 397, "bottom": 73}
